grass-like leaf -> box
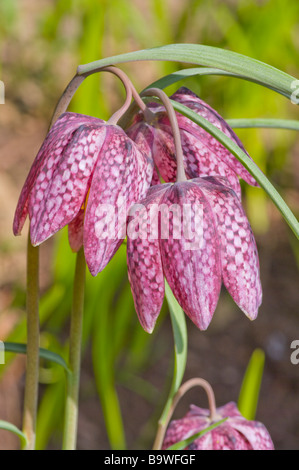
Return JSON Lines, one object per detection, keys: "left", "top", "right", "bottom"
{"left": 77, "top": 44, "right": 298, "bottom": 101}
{"left": 4, "top": 342, "right": 70, "bottom": 374}
{"left": 238, "top": 349, "right": 265, "bottom": 420}
{"left": 227, "top": 118, "right": 299, "bottom": 131}
{"left": 158, "top": 283, "right": 188, "bottom": 425}
{"left": 0, "top": 420, "right": 28, "bottom": 448}
{"left": 167, "top": 418, "right": 227, "bottom": 450}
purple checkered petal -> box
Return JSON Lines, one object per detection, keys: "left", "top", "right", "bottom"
{"left": 68, "top": 207, "right": 85, "bottom": 252}
{"left": 195, "top": 424, "right": 252, "bottom": 450}
{"left": 126, "top": 118, "right": 178, "bottom": 184}
{"left": 126, "top": 121, "right": 160, "bottom": 186}
{"left": 198, "top": 176, "right": 262, "bottom": 320}
{"left": 229, "top": 418, "right": 275, "bottom": 450}
{"left": 162, "top": 401, "right": 274, "bottom": 450}
{"left": 29, "top": 123, "right": 107, "bottom": 246}
{"left": 162, "top": 415, "right": 209, "bottom": 450}
{"left": 13, "top": 112, "right": 103, "bottom": 236}
{"left": 169, "top": 87, "right": 258, "bottom": 187}
{"left": 127, "top": 185, "right": 170, "bottom": 333}
{"left": 84, "top": 125, "right": 153, "bottom": 276}
{"left": 159, "top": 182, "right": 222, "bottom": 330}
{"left": 152, "top": 123, "right": 242, "bottom": 197}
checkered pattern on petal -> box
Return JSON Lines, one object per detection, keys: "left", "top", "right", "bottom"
{"left": 84, "top": 125, "right": 153, "bottom": 276}
{"left": 198, "top": 176, "right": 262, "bottom": 320}
{"left": 127, "top": 185, "right": 170, "bottom": 333}
{"left": 160, "top": 182, "right": 222, "bottom": 330}
{"left": 29, "top": 123, "right": 106, "bottom": 245}
{"left": 13, "top": 112, "right": 103, "bottom": 237}
{"left": 162, "top": 401, "right": 274, "bottom": 450}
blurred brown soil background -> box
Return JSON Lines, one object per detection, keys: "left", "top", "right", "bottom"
{"left": 0, "top": 0, "right": 299, "bottom": 450}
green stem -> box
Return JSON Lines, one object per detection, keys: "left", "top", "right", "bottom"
{"left": 22, "top": 234, "right": 40, "bottom": 450}
{"left": 152, "top": 378, "right": 217, "bottom": 450}
{"left": 62, "top": 247, "right": 86, "bottom": 450}
{"left": 140, "top": 87, "right": 187, "bottom": 183}
{"left": 50, "top": 66, "right": 153, "bottom": 128}
{"left": 152, "top": 283, "right": 187, "bottom": 450}
{"left": 226, "top": 117, "right": 299, "bottom": 131}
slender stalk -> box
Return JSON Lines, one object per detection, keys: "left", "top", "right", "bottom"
{"left": 50, "top": 75, "right": 85, "bottom": 128}
{"left": 50, "top": 66, "right": 154, "bottom": 128}
{"left": 152, "top": 377, "right": 217, "bottom": 450}
{"left": 62, "top": 247, "right": 86, "bottom": 450}
{"left": 22, "top": 234, "right": 40, "bottom": 450}
{"left": 140, "top": 87, "right": 187, "bottom": 183}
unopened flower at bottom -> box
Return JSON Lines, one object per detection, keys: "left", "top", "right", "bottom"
{"left": 162, "top": 402, "right": 274, "bottom": 450}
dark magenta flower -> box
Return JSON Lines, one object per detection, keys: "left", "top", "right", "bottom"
{"left": 162, "top": 401, "right": 274, "bottom": 450}
{"left": 126, "top": 87, "right": 258, "bottom": 197}
{"left": 13, "top": 112, "right": 153, "bottom": 276}
{"left": 127, "top": 176, "right": 261, "bottom": 333}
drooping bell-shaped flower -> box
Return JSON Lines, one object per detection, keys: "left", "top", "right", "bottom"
{"left": 162, "top": 402, "right": 274, "bottom": 450}
{"left": 126, "top": 175, "right": 262, "bottom": 333}
{"left": 126, "top": 87, "right": 258, "bottom": 197}
{"left": 13, "top": 112, "right": 153, "bottom": 276}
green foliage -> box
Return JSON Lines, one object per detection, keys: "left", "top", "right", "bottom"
{"left": 238, "top": 349, "right": 265, "bottom": 420}
{"left": 1, "top": 0, "right": 299, "bottom": 450}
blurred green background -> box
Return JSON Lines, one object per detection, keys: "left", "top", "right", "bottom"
{"left": 0, "top": 0, "right": 299, "bottom": 450}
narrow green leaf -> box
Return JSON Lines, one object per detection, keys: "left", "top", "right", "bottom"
{"left": 238, "top": 349, "right": 265, "bottom": 420}
{"left": 4, "top": 342, "right": 70, "bottom": 374}
{"left": 145, "top": 66, "right": 284, "bottom": 96}
{"left": 0, "top": 420, "right": 28, "bottom": 447}
{"left": 227, "top": 118, "right": 299, "bottom": 131}
{"left": 167, "top": 418, "right": 228, "bottom": 450}
{"left": 77, "top": 44, "right": 298, "bottom": 101}
{"left": 159, "top": 282, "right": 187, "bottom": 424}
{"left": 169, "top": 100, "right": 299, "bottom": 240}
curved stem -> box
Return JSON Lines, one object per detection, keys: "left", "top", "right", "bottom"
{"left": 140, "top": 88, "right": 187, "bottom": 183}
{"left": 62, "top": 247, "right": 86, "bottom": 450}
{"left": 22, "top": 234, "right": 40, "bottom": 450}
{"left": 50, "top": 75, "right": 85, "bottom": 128}
{"left": 50, "top": 66, "right": 153, "bottom": 128}
{"left": 106, "top": 73, "right": 132, "bottom": 125}
{"left": 99, "top": 66, "right": 147, "bottom": 115}
{"left": 152, "top": 377, "right": 217, "bottom": 450}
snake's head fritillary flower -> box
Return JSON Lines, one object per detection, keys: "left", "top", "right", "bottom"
{"left": 13, "top": 112, "right": 153, "bottom": 276}
{"left": 127, "top": 176, "right": 261, "bottom": 333}
{"left": 162, "top": 402, "right": 274, "bottom": 450}
{"left": 126, "top": 86, "right": 258, "bottom": 197}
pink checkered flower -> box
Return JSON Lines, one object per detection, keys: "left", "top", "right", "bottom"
{"left": 127, "top": 176, "right": 262, "bottom": 333}
{"left": 162, "top": 401, "right": 274, "bottom": 450}
{"left": 13, "top": 112, "right": 153, "bottom": 276}
{"left": 126, "top": 87, "right": 258, "bottom": 197}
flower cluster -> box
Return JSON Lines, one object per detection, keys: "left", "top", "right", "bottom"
{"left": 13, "top": 85, "right": 262, "bottom": 331}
